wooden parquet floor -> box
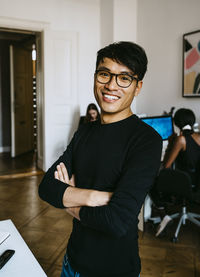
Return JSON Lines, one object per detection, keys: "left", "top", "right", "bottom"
{"left": 0, "top": 151, "right": 37, "bottom": 175}
{"left": 0, "top": 170, "right": 200, "bottom": 276}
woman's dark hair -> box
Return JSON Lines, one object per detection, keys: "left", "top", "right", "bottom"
{"left": 96, "top": 41, "right": 148, "bottom": 80}
{"left": 174, "top": 108, "right": 196, "bottom": 134}
{"left": 84, "top": 103, "right": 100, "bottom": 123}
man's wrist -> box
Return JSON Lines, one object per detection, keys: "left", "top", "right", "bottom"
{"left": 88, "top": 190, "right": 112, "bottom": 207}
{"left": 62, "top": 186, "right": 94, "bottom": 207}
{"left": 63, "top": 186, "right": 112, "bottom": 208}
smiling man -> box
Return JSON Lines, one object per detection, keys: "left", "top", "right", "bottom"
{"left": 39, "top": 41, "right": 162, "bottom": 277}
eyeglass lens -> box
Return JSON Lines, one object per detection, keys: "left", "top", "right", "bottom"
{"left": 96, "top": 71, "right": 134, "bottom": 88}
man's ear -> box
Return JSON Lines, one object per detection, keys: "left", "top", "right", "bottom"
{"left": 134, "top": 81, "right": 143, "bottom": 96}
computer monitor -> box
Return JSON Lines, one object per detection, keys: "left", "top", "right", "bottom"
{"left": 141, "top": 115, "right": 174, "bottom": 140}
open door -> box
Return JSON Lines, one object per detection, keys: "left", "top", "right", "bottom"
{"left": 10, "top": 44, "right": 34, "bottom": 157}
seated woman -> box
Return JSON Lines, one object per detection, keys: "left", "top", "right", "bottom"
{"left": 163, "top": 108, "right": 200, "bottom": 182}
{"left": 155, "top": 108, "right": 200, "bottom": 237}
{"left": 79, "top": 103, "right": 100, "bottom": 127}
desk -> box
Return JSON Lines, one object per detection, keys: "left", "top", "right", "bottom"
{"left": 0, "top": 219, "right": 47, "bottom": 277}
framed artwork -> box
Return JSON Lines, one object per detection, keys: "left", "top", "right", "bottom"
{"left": 183, "top": 30, "right": 200, "bottom": 97}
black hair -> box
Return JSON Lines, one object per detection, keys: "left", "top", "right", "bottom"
{"left": 96, "top": 41, "right": 148, "bottom": 80}
{"left": 84, "top": 103, "right": 100, "bottom": 123}
{"left": 173, "top": 108, "right": 196, "bottom": 134}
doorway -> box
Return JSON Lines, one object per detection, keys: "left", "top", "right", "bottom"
{"left": 0, "top": 29, "right": 42, "bottom": 176}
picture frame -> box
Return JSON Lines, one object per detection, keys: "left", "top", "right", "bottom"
{"left": 182, "top": 30, "right": 200, "bottom": 97}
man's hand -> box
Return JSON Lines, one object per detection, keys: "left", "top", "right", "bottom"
{"left": 66, "top": 207, "right": 81, "bottom": 220}
{"left": 54, "top": 162, "right": 75, "bottom": 186}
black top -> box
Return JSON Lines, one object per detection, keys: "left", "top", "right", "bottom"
{"left": 38, "top": 114, "right": 162, "bottom": 277}
{"left": 176, "top": 134, "right": 200, "bottom": 185}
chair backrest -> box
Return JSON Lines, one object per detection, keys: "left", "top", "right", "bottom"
{"left": 156, "top": 168, "right": 193, "bottom": 199}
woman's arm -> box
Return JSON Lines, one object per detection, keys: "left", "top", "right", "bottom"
{"left": 163, "top": 135, "right": 186, "bottom": 168}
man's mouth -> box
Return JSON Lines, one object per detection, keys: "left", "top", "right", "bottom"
{"left": 102, "top": 93, "right": 120, "bottom": 102}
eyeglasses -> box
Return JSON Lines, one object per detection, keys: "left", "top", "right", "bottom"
{"left": 95, "top": 70, "right": 139, "bottom": 88}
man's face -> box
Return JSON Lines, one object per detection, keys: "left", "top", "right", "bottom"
{"left": 94, "top": 58, "right": 142, "bottom": 120}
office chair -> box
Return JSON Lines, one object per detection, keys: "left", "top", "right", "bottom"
{"left": 155, "top": 168, "right": 200, "bottom": 242}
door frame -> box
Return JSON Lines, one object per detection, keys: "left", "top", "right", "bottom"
{"left": 0, "top": 17, "right": 49, "bottom": 170}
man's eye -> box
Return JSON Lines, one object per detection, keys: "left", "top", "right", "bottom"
{"left": 99, "top": 71, "right": 109, "bottom": 77}
{"left": 120, "top": 75, "right": 131, "bottom": 81}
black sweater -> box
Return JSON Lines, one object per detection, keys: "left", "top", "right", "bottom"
{"left": 38, "top": 115, "right": 162, "bottom": 277}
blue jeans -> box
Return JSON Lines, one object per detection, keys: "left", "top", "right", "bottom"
{"left": 60, "top": 254, "right": 140, "bottom": 277}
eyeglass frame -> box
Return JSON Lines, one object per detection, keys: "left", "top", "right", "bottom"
{"left": 95, "top": 70, "right": 139, "bottom": 88}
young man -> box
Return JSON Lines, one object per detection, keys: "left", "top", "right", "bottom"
{"left": 39, "top": 41, "right": 162, "bottom": 277}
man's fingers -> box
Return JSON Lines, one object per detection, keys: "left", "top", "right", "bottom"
{"left": 60, "top": 162, "right": 70, "bottom": 183}
{"left": 57, "top": 165, "right": 65, "bottom": 182}
{"left": 54, "top": 171, "right": 59, "bottom": 180}
{"left": 55, "top": 162, "right": 72, "bottom": 185}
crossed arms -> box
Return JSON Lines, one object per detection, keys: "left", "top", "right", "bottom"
{"left": 54, "top": 162, "right": 112, "bottom": 220}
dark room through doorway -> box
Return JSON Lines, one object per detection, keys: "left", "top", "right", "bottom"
{"left": 0, "top": 28, "right": 40, "bottom": 177}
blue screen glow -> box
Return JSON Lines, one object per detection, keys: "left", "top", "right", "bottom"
{"left": 141, "top": 116, "right": 174, "bottom": 140}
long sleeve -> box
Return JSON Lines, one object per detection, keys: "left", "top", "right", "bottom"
{"left": 79, "top": 134, "right": 162, "bottom": 238}
{"left": 38, "top": 135, "right": 74, "bottom": 208}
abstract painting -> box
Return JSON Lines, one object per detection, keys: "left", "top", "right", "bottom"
{"left": 183, "top": 30, "right": 200, "bottom": 97}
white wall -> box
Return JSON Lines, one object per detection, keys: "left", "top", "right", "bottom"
{"left": 137, "top": 0, "right": 200, "bottom": 125}
{"left": 100, "top": 0, "right": 114, "bottom": 47}
{"left": 113, "top": 0, "right": 137, "bottom": 43}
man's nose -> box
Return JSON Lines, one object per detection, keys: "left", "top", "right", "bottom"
{"left": 105, "top": 75, "right": 118, "bottom": 90}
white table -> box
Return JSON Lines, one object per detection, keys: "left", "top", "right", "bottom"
{"left": 0, "top": 219, "right": 47, "bottom": 276}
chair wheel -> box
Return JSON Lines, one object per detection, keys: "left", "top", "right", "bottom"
{"left": 172, "top": 237, "right": 178, "bottom": 243}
